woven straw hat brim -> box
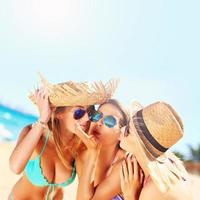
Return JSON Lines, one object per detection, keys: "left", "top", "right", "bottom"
{"left": 29, "top": 74, "right": 119, "bottom": 107}
{"left": 142, "top": 102, "right": 183, "bottom": 150}
{"left": 127, "top": 102, "right": 187, "bottom": 193}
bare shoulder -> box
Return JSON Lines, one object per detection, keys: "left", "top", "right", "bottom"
{"left": 166, "top": 180, "right": 194, "bottom": 200}
{"left": 139, "top": 180, "right": 193, "bottom": 200}
{"left": 16, "top": 124, "right": 32, "bottom": 144}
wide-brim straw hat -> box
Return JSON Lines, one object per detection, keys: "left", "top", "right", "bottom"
{"left": 127, "top": 101, "right": 188, "bottom": 193}
{"left": 29, "top": 73, "right": 119, "bottom": 107}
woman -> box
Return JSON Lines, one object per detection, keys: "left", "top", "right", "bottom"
{"left": 119, "top": 101, "right": 193, "bottom": 200}
{"left": 9, "top": 75, "right": 117, "bottom": 200}
{"left": 75, "top": 99, "right": 129, "bottom": 200}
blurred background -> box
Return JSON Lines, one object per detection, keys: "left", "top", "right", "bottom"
{"left": 0, "top": 0, "right": 200, "bottom": 198}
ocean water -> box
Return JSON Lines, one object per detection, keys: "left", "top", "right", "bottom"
{"left": 0, "top": 104, "right": 37, "bottom": 141}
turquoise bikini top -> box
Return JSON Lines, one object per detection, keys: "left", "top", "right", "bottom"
{"left": 25, "top": 131, "right": 76, "bottom": 200}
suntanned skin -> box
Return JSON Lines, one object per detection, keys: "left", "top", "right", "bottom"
{"left": 9, "top": 87, "right": 90, "bottom": 200}
{"left": 119, "top": 123, "right": 193, "bottom": 200}
{"left": 75, "top": 103, "right": 127, "bottom": 200}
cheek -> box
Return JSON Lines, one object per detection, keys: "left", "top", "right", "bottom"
{"left": 119, "top": 135, "right": 133, "bottom": 152}
{"left": 102, "top": 129, "right": 120, "bottom": 141}
{"left": 62, "top": 114, "right": 75, "bottom": 129}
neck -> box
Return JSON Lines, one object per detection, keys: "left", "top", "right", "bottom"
{"left": 99, "top": 144, "right": 119, "bottom": 164}
{"left": 60, "top": 128, "right": 75, "bottom": 147}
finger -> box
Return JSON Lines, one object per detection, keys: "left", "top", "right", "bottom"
{"left": 75, "top": 123, "right": 90, "bottom": 138}
{"left": 34, "top": 88, "right": 40, "bottom": 99}
{"left": 89, "top": 135, "right": 98, "bottom": 146}
{"left": 140, "top": 169, "right": 144, "bottom": 183}
{"left": 120, "top": 165, "right": 125, "bottom": 187}
{"left": 133, "top": 157, "right": 139, "bottom": 180}
{"left": 75, "top": 123, "right": 92, "bottom": 145}
{"left": 96, "top": 142, "right": 102, "bottom": 150}
{"left": 125, "top": 152, "right": 130, "bottom": 159}
{"left": 38, "top": 88, "right": 45, "bottom": 98}
{"left": 96, "top": 143, "right": 102, "bottom": 156}
{"left": 127, "top": 154, "right": 133, "bottom": 181}
{"left": 122, "top": 160, "right": 128, "bottom": 183}
{"left": 43, "top": 90, "right": 49, "bottom": 100}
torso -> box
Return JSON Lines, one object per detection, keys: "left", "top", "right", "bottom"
{"left": 76, "top": 148, "right": 125, "bottom": 199}
{"left": 10, "top": 133, "right": 75, "bottom": 200}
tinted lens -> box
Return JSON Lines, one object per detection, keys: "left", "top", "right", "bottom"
{"left": 87, "top": 105, "right": 96, "bottom": 119}
{"left": 74, "top": 109, "right": 86, "bottom": 120}
{"left": 91, "top": 111, "right": 103, "bottom": 122}
{"left": 103, "top": 115, "right": 117, "bottom": 128}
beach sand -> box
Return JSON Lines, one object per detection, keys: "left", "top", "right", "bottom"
{"left": 1, "top": 142, "right": 200, "bottom": 200}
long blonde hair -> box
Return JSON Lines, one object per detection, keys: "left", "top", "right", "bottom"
{"left": 48, "top": 107, "right": 86, "bottom": 170}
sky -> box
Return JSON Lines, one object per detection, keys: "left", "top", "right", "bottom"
{"left": 0, "top": 0, "right": 199, "bottom": 156}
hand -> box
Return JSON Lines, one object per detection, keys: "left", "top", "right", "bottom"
{"left": 120, "top": 154, "right": 144, "bottom": 200}
{"left": 34, "top": 87, "right": 52, "bottom": 123}
{"left": 74, "top": 123, "right": 101, "bottom": 152}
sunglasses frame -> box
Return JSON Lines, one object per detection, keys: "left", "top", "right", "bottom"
{"left": 90, "top": 110, "right": 118, "bottom": 128}
{"left": 73, "top": 106, "right": 95, "bottom": 120}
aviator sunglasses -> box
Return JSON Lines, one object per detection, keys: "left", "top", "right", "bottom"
{"left": 73, "top": 106, "right": 95, "bottom": 120}
{"left": 90, "top": 110, "right": 118, "bottom": 128}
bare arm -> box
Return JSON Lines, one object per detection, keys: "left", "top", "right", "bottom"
{"left": 76, "top": 149, "right": 98, "bottom": 200}
{"left": 9, "top": 87, "right": 52, "bottom": 174}
{"left": 120, "top": 154, "right": 144, "bottom": 200}
{"left": 76, "top": 149, "right": 123, "bottom": 200}
{"left": 91, "top": 161, "right": 123, "bottom": 200}
{"left": 75, "top": 124, "right": 125, "bottom": 200}
{"left": 9, "top": 124, "right": 44, "bottom": 174}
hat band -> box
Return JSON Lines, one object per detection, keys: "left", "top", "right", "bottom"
{"left": 133, "top": 110, "right": 168, "bottom": 153}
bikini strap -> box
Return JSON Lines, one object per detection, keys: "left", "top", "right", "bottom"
{"left": 38, "top": 131, "right": 50, "bottom": 157}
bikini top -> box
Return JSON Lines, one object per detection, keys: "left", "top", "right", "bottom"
{"left": 25, "top": 131, "right": 76, "bottom": 199}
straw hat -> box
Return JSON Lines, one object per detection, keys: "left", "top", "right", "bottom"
{"left": 29, "top": 74, "right": 119, "bottom": 107}
{"left": 125, "top": 101, "right": 188, "bottom": 193}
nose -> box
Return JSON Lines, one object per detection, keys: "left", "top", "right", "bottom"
{"left": 96, "top": 118, "right": 103, "bottom": 126}
{"left": 80, "top": 112, "right": 90, "bottom": 122}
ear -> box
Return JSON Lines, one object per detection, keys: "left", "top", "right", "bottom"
{"left": 51, "top": 106, "right": 56, "bottom": 112}
{"left": 56, "top": 112, "right": 63, "bottom": 120}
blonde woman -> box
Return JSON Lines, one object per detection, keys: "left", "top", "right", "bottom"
{"left": 119, "top": 102, "right": 193, "bottom": 200}
{"left": 9, "top": 75, "right": 117, "bottom": 200}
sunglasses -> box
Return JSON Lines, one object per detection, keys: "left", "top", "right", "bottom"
{"left": 90, "top": 110, "right": 117, "bottom": 128}
{"left": 73, "top": 106, "right": 95, "bottom": 120}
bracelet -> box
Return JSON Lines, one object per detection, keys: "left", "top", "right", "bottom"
{"left": 32, "top": 120, "right": 48, "bottom": 129}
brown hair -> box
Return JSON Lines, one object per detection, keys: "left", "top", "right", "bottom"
{"left": 48, "top": 107, "right": 86, "bottom": 170}
{"left": 99, "top": 99, "right": 129, "bottom": 128}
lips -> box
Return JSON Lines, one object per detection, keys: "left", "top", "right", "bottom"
{"left": 91, "top": 128, "right": 101, "bottom": 138}
{"left": 79, "top": 121, "right": 90, "bottom": 131}
{"left": 80, "top": 124, "right": 87, "bottom": 131}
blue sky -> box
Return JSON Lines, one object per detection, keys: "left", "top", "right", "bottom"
{"left": 0, "top": 0, "right": 199, "bottom": 155}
